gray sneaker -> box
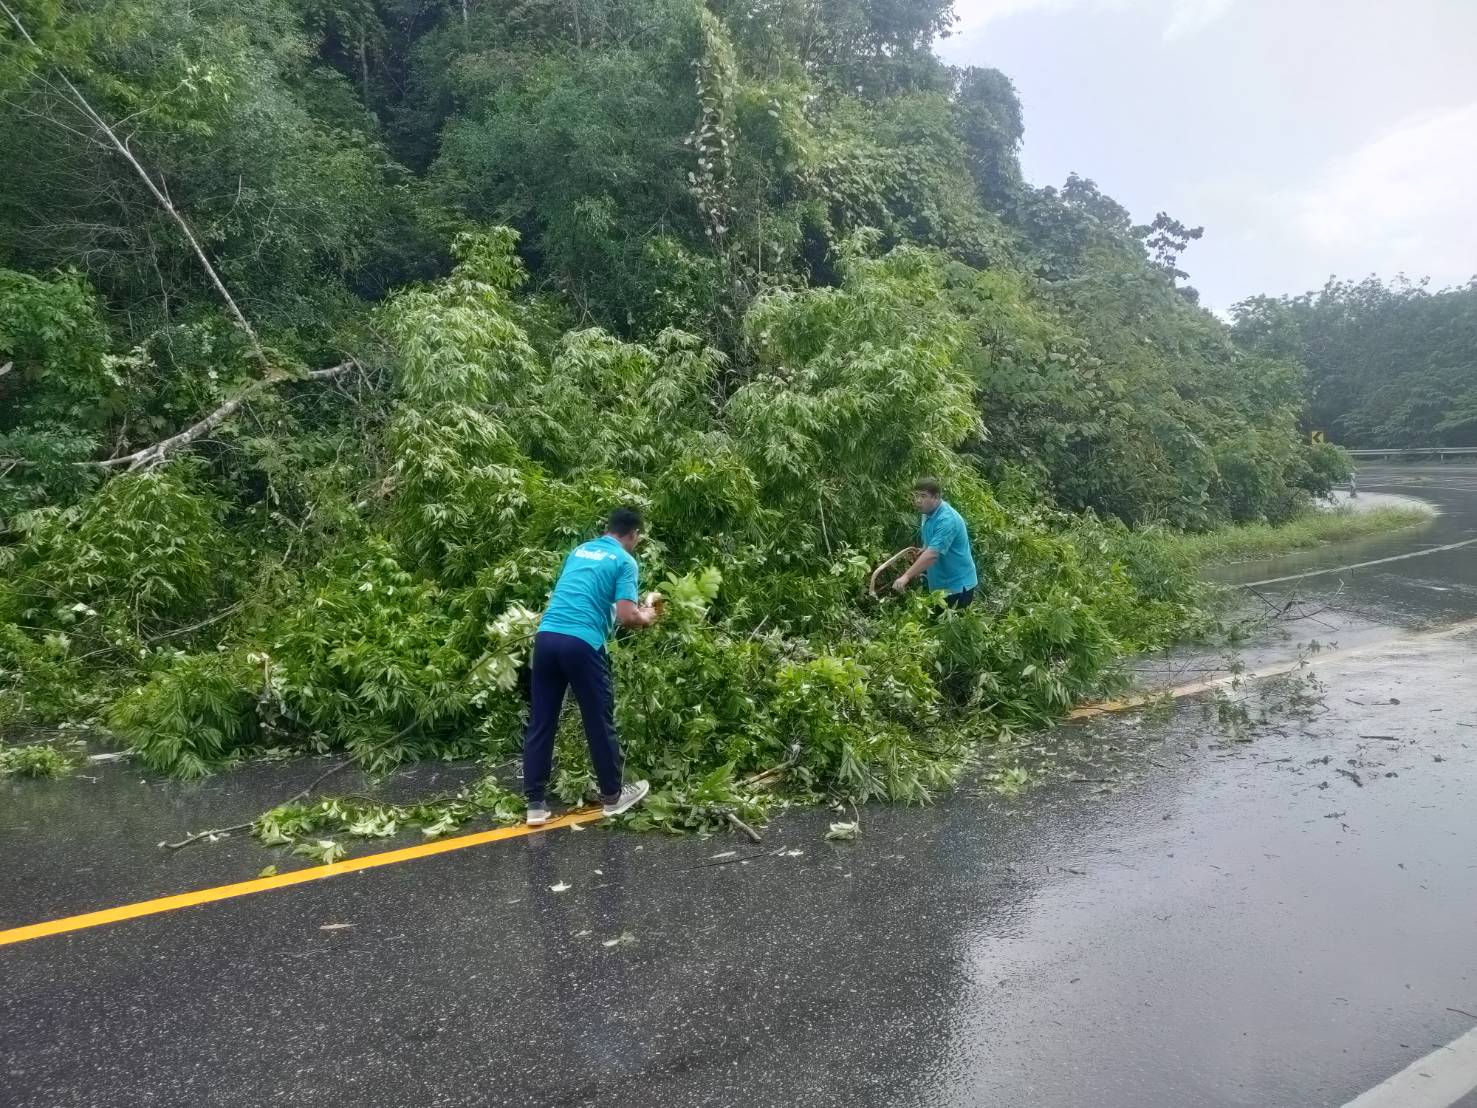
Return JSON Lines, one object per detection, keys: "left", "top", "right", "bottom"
{"left": 601, "top": 780, "right": 650, "bottom": 817}
{"left": 526, "top": 803, "right": 551, "bottom": 827}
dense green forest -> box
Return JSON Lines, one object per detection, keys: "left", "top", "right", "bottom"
{"left": 1233, "top": 277, "right": 1477, "bottom": 448}
{"left": 0, "top": 0, "right": 1351, "bottom": 829}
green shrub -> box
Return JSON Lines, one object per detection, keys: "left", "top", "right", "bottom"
{"left": 0, "top": 741, "right": 76, "bottom": 779}
{"left": 108, "top": 650, "right": 262, "bottom": 777}
{"left": 9, "top": 467, "right": 234, "bottom": 645}
{"left": 265, "top": 541, "right": 481, "bottom": 772}
{"left": 0, "top": 620, "right": 100, "bottom": 725}
{"left": 1300, "top": 441, "right": 1355, "bottom": 496}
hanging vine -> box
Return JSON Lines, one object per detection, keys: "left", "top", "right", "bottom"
{"left": 686, "top": 6, "right": 756, "bottom": 336}
{"left": 688, "top": 8, "right": 739, "bottom": 253}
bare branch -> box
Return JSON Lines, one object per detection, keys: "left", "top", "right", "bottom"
{"left": 0, "top": 0, "right": 268, "bottom": 369}
{"left": 114, "top": 361, "right": 355, "bottom": 471}
{"left": 1, "top": 362, "right": 357, "bottom": 473}
{"left": 0, "top": 361, "right": 12, "bottom": 379}
{"left": 162, "top": 758, "right": 354, "bottom": 850}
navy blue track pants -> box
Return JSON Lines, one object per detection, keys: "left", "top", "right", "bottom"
{"left": 522, "top": 631, "right": 623, "bottom": 804}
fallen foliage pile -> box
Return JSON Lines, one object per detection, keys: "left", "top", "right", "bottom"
{"left": 4, "top": 235, "right": 1226, "bottom": 840}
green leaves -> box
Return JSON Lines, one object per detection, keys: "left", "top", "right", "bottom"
{"left": 266, "top": 541, "right": 476, "bottom": 772}
{"left": 5, "top": 469, "right": 238, "bottom": 703}
{"left": 655, "top": 566, "right": 722, "bottom": 621}
{"left": 292, "top": 838, "right": 347, "bottom": 865}
{"left": 251, "top": 775, "right": 525, "bottom": 855}
{"left": 108, "top": 650, "right": 260, "bottom": 777}
{"left": 0, "top": 741, "right": 76, "bottom": 779}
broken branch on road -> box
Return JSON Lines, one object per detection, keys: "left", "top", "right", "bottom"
{"left": 161, "top": 758, "right": 353, "bottom": 850}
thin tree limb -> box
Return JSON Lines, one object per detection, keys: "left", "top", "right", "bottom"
{"left": 162, "top": 758, "right": 354, "bottom": 850}
{"left": 105, "top": 361, "right": 355, "bottom": 471}
{"left": 2, "top": 361, "right": 356, "bottom": 473}
{"left": 724, "top": 810, "right": 763, "bottom": 843}
{"left": 145, "top": 600, "right": 247, "bottom": 643}
{"left": 0, "top": 356, "right": 357, "bottom": 477}
{"left": 0, "top": 0, "right": 267, "bottom": 367}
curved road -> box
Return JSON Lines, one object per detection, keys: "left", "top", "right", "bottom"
{"left": 3, "top": 463, "right": 1476, "bottom": 1108}
{"left": 1214, "top": 463, "right": 1477, "bottom": 644}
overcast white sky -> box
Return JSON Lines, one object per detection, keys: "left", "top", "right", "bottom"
{"left": 937, "top": 0, "right": 1477, "bottom": 311}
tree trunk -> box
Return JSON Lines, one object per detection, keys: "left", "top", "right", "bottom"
{"left": 359, "top": 32, "right": 370, "bottom": 103}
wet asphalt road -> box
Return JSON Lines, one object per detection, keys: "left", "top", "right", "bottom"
{"left": 3, "top": 463, "right": 1477, "bottom": 1108}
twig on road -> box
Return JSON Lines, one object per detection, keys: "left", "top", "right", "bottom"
{"left": 688, "top": 847, "right": 786, "bottom": 871}
{"left": 161, "top": 757, "right": 354, "bottom": 850}
{"left": 724, "top": 810, "right": 764, "bottom": 844}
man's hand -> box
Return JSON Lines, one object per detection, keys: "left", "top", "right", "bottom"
{"left": 616, "top": 598, "right": 658, "bottom": 629}
{"left": 643, "top": 591, "right": 665, "bottom": 621}
{"left": 894, "top": 547, "right": 937, "bottom": 595}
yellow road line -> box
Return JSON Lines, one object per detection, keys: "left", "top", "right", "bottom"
{"left": 1070, "top": 652, "right": 1334, "bottom": 718}
{"left": 1070, "top": 617, "right": 1477, "bottom": 720}
{"left": 0, "top": 807, "right": 604, "bottom": 949}
{"left": 7, "top": 619, "right": 1477, "bottom": 950}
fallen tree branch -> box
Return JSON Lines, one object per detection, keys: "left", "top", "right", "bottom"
{"left": 161, "top": 757, "right": 353, "bottom": 850}
{"left": 0, "top": 360, "right": 12, "bottom": 379}
{"left": 2, "top": 361, "right": 358, "bottom": 474}
{"left": 740, "top": 739, "right": 802, "bottom": 790}
{"left": 741, "top": 766, "right": 787, "bottom": 790}
{"left": 105, "top": 361, "right": 354, "bottom": 472}
{"left": 724, "top": 810, "right": 763, "bottom": 844}
{"left": 687, "top": 847, "right": 785, "bottom": 871}
{"left": 145, "top": 600, "right": 247, "bottom": 643}
{"left": 161, "top": 820, "right": 254, "bottom": 851}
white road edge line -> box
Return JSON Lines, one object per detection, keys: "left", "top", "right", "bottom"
{"left": 1340, "top": 1022, "right": 1477, "bottom": 1108}
{"left": 1236, "top": 535, "right": 1477, "bottom": 588}
{"left": 1363, "top": 483, "right": 1477, "bottom": 494}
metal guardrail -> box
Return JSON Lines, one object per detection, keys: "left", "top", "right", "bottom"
{"left": 1345, "top": 447, "right": 1477, "bottom": 460}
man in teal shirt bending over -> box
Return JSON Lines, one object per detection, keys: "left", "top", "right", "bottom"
{"left": 892, "top": 477, "right": 978, "bottom": 609}
{"left": 524, "top": 507, "right": 661, "bottom": 826}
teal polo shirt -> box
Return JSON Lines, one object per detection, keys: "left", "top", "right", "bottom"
{"left": 539, "top": 535, "right": 640, "bottom": 650}
{"left": 920, "top": 500, "right": 978, "bottom": 595}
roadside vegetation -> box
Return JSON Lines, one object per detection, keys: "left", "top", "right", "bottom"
{"left": 0, "top": 739, "right": 76, "bottom": 779}
{"left": 1162, "top": 503, "right": 1434, "bottom": 567}
{"left": 1, "top": 0, "right": 1354, "bottom": 841}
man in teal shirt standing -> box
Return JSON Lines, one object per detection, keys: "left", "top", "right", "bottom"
{"left": 523, "top": 507, "right": 661, "bottom": 826}
{"left": 892, "top": 477, "right": 978, "bottom": 609}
